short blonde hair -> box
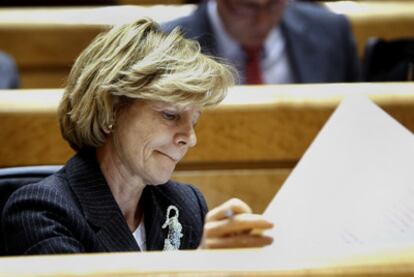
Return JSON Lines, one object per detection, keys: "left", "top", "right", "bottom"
{"left": 58, "top": 18, "right": 235, "bottom": 151}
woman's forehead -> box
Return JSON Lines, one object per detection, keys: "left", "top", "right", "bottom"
{"left": 147, "top": 99, "right": 202, "bottom": 112}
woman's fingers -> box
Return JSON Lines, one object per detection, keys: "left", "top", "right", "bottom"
{"left": 206, "top": 198, "right": 251, "bottom": 221}
{"left": 201, "top": 198, "right": 275, "bottom": 249}
{"left": 204, "top": 213, "right": 273, "bottom": 238}
{"left": 201, "top": 234, "right": 274, "bottom": 249}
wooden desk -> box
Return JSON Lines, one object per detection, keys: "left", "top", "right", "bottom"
{"left": 324, "top": 1, "right": 414, "bottom": 57}
{"left": 0, "top": 1, "right": 413, "bottom": 88}
{"left": 0, "top": 246, "right": 414, "bottom": 276}
{"left": 1, "top": 83, "right": 414, "bottom": 212}
{"left": 0, "top": 5, "right": 194, "bottom": 88}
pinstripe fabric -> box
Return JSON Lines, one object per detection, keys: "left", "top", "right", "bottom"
{"left": 1, "top": 148, "right": 207, "bottom": 255}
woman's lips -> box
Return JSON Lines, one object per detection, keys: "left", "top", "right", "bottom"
{"left": 157, "top": 151, "right": 180, "bottom": 163}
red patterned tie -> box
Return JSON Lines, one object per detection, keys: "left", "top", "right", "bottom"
{"left": 243, "top": 46, "right": 263, "bottom": 84}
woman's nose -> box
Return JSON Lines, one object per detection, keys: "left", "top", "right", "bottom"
{"left": 175, "top": 121, "right": 197, "bottom": 148}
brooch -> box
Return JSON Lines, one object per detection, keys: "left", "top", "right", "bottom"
{"left": 162, "top": 205, "right": 183, "bottom": 250}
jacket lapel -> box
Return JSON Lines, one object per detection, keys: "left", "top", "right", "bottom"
{"left": 142, "top": 184, "right": 194, "bottom": 251}
{"left": 66, "top": 149, "right": 140, "bottom": 252}
{"left": 189, "top": 3, "right": 219, "bottom": 56}
{"left": 281, "top": 4, "right": 320, "bottom": 83}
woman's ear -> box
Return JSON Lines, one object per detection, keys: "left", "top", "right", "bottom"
{"left": 103, "top": 124, "right": 113, "bottom": 134}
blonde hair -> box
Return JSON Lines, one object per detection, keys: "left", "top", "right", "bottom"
{"left": 58, "top": 18, "right": 235, "bottom": 151}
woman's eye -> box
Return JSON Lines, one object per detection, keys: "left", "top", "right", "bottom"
{"left": 162, "top": 111, "right": 179, "bottom": 121}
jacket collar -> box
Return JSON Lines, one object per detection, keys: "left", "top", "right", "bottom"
{"left": 281, "top": 3, "right": 322, "bottom": 83}
{"left": 142, "top": 184, "right": 194, "bottom": 251}
{"left": 65, "top": 149, "right": 195, "bottom": 251}
{"left": 65, "top": 148, "right": 139, "bottom": 252}
{"left": 190, "top": 3, "right": 219, "bottom": 56}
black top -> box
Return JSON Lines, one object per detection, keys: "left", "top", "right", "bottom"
{"left": 1, "top": 149, "right": 207, "bottom": 255}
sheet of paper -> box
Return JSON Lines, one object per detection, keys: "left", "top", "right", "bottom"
{"left": 263, "top": 95, "right": 414, "bottom": 259}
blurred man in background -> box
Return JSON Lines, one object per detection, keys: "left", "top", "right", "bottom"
{"left": 163, "top": 0, "right": 361, "bottom": 84}
{"left": 0, "top": 52, "right": 19, "bottom": 89}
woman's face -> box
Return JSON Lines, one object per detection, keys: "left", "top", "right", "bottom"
{"left": 111, "top": 99, "right": 200, "bottom": 185}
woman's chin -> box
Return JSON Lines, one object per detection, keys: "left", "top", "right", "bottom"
{"left": 146, "top": 170, "right": 174, "bottom": 185}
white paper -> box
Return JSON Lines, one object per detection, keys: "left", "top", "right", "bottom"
{"left": 264, "top": 95, "right": 414, "bottom": 259}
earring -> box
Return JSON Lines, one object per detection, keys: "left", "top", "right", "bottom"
{"left": 104, "top": 124, "right": 113, "bottom": 134}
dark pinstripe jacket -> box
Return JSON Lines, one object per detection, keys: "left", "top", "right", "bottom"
{"left": 1, "top": 149, "right": 207, "bottom": 255}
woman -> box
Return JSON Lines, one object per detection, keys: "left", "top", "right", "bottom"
{"left": 2, "top": 18, "right": 273, "bottom": 255}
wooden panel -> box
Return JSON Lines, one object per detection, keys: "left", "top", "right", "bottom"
{"left": 0, "top": 6, "right": 195, "bottom": 88}
{"left": 0, "top": 25, "right": 105, "bottom": 67}
{"left": 20, "top": 68, "right": 69, "bottom": 88}
{"left": 0, "top": 24, "right": 106, "bottom": 88}
{"left": 3, "top": 83, "right": 413, "bottom": 212}
{"left": 0, "top": 89, "right": 73, "bottom": 165}
{"left": 183, "top": 83, "right": 414, "bottom": 166}
{"left": 172, "top": 169, "right": 290, "bottom": 213}
{"left": 0, "top": 246, "right": 414, "bottom": 276}
{"left": 0, "top": 113, "right": 74, "bottom": 166}
{"left": 324, "top": 1, "right": 414, "bottom": 57}
{"left": 2, "top": 84, "right": 414, "bottom": 269}
{"left": 1, "top": 83, "right": 414, "bottom": 168}
{"left": 1, "top": 2, "right": 414, "bottom": 88}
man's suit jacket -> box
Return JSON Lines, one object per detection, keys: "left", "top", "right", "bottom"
{"left": 0, "top": 52, "right": 19, "bottom": 89}
{"left": 2, "top": 149, "right": 207, "bottom": 255}
{"left": 162, "top": 2, "right": 361, "bottom": 83}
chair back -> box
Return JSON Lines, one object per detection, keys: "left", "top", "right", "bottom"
{"left": 0, "top": 166, "right": 61, "bottom": 256}
{"left": 363, "top": 38, "right": 414, "bottom": 81}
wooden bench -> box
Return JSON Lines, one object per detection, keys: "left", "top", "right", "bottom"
{"left": 324, "top": 1, "right": 414, "bottom": 57}
{"left": 1, "top": 245, "right": 414, "bottom": 276}
{"left": 0, "top": 5, "right": 194, "bottom": 88}
{"left": 0, "top": 1, "right": 413, "bottom": 88}
{"left": 2, "top": 83, "right": 414, "bottom": 212}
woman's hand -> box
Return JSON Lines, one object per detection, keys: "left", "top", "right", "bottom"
{"left": 199, "top": 198, "right": 274, "bottom": 249}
